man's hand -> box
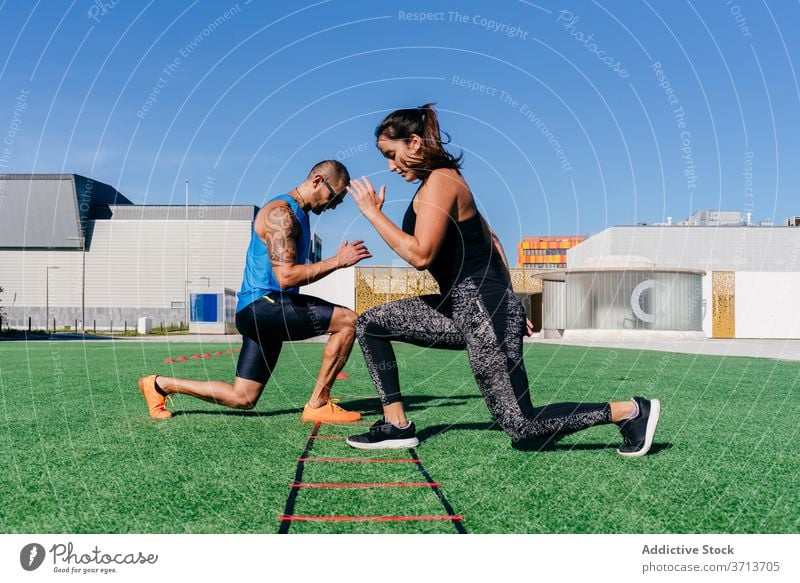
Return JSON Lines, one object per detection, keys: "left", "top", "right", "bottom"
{"left": 347, "top": 177, "right": 385, "bottom": 221}
{"left": 336, "top": 239, "right": 372, "bottom": 268}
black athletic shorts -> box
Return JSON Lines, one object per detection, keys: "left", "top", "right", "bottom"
{"left": 234, "top": 292, "right": 337, "bottom": 383}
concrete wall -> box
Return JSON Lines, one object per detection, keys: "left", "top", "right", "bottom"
{"left": 300, "top": 266, "right": 355, "bottom": 310}
{"left": 735, "top": 272, "right": 800, "bottom": 339}
{"left": 86, "top": 219, "right": 249, "bottom": 309}
{"left": 0, "top": 218, "right": 250, "bottom": 328}
{"left": 566, "top": 226, "right": 800, "bottom": 339}
{"left": 569, "top": 226, "right": 800, "bottom": 272}
{"left": 683, "top": 271, "right": 798, "bottom": 339}
{"left": 542, "top": 280, "right": 565, "bottom": 330}
{"left": 702, "top": 273, "right": 713, "bottom": 338}
{"left": 0, "top": 249, "right": 82, "bottom": 308}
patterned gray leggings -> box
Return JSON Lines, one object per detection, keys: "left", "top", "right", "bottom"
{"left": 356, "top": 277, "right": 612, "bottom": 441}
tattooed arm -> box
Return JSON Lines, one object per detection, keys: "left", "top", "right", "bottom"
{"left": 260, "top": 201, "right": 372, "bottom": 289}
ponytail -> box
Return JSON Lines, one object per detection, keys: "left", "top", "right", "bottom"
{"left": 375, "top": 103, "right": 463, "bottom": 178}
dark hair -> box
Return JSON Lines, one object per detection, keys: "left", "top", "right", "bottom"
{"left": 374, "top": 103, "right": 463, "bottom": 178}
{"left": 307, "top": 159, "right": 350, "bottom": 185}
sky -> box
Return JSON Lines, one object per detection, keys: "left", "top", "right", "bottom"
{"left": 1, "top": 0, "right": 798, "bottom": 265}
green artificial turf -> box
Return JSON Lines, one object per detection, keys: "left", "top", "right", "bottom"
{"left": 0, "top": 339, "right": 798, "bottom": 534}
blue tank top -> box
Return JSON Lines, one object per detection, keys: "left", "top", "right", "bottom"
{"left": 236, "top": 194, "right": 310, "bottom": 312}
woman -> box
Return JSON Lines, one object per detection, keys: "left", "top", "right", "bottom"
{"left": 345, "top": 104, "right": 660, "bottom": 456}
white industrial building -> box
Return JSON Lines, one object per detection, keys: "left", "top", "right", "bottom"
{"left": 551, "top": 225, "right": 800, "bottom": 340}
{"left": 3, "top": 174, "right": 797, "bottom": 341}
{"left": 0, "top": 174, "right": 256, "bottom": 331}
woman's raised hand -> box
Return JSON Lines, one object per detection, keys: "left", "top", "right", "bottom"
{"left": 347, "top": 177, "right": 385, "bottom": 221}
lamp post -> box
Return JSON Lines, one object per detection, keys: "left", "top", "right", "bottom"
{"left": 184, "top": 179, "right": 189, "bottom": 329}
{"left": 198, "top": 276, "right": 210, "bottom": 288}
{"left": 66, "top": 234, "right": 85, "bottom": 331}
{"left": 46, "top": 266, "right": 60, "bottom": 333}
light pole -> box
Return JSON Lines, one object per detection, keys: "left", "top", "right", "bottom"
{"left": 66, "top": 234, "right": 86, "bottom": 331}
{"left": 185, "top": 179, "right": 189, "bottom": 329}
{"left": 46, "top": 266, "right": 60, "bottom": 333}
{"left": 198, "top": 276, "right": 210, "bottom": 288}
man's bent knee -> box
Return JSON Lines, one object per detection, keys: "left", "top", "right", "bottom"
{"left": 330, "top": 307, "right": 357, "bottom": 335}
{"left": 230, "top": 390, "right": 261, "bottom": 409}
{"left": 232, "top": 378, "right": 265, "bottom": 409}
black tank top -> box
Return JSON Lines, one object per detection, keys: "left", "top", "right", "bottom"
{"left": 401, "top": 198, "right": 509, "bottom": 294}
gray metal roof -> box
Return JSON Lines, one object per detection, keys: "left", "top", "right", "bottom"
{"left": 0, "top": 174, "right": 131, "bottom": 249}
{"left": 92, "top": 205, "right": 258, "bottom": 221}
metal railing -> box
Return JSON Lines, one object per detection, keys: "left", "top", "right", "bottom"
{"left": 354, "top": 266, "right": 545, "bottom": 314}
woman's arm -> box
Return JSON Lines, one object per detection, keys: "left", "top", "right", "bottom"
{"left": 348, "top": 172, "right": 457, "bottom": 270}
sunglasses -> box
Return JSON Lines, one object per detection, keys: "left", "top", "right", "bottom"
{"left": 323, "top": 178, "right": 348, "bottom": 204}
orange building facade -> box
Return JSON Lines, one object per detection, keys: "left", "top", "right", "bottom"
{"left": 517, "top": 235, "right": 585, "bottom": 269}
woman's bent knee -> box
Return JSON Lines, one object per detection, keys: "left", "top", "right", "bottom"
{"left": 355, "top": 312, "right": 372, "bottom": 339}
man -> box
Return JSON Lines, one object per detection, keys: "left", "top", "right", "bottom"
{"left": 138, "top": 160, "right": 370, "bottom": 422}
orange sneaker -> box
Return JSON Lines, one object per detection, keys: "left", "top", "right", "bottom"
{"left": 138, "top": 375, "right": 172, "bottom": 419}
{"left": 300, "top": 399, "right": 361, "bottom": 424}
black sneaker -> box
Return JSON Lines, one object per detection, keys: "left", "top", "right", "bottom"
{"left": 346, "top": 418, "right": 419, "bottom": 450}
{"left": 617, "top": 397, "right": 661, "bottom": 457}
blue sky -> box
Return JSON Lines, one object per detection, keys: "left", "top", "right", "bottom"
{"left": 1, "top": 0, "right": 798, "bottom": 264}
